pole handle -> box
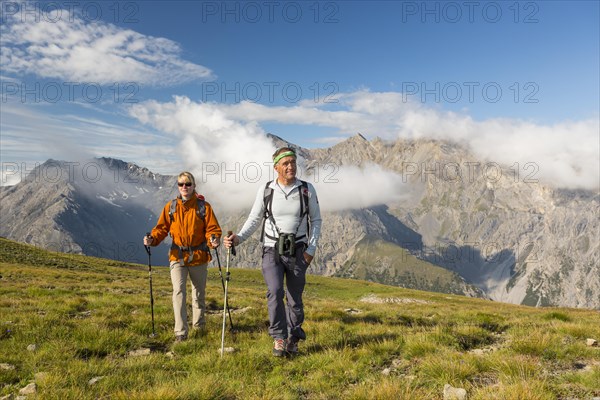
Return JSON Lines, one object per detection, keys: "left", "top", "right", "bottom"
{"left": 227, "top": 230, "right": 236, "bottom": 256}
{"left": 144, "top": 232, "right": 152, "bottom": 256}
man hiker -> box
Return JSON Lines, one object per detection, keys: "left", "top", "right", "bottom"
{"left": 224, "top": 147, "right": 322, "bottom": 356}
{"left": 144, "top": 171, "right": 222, "bottom": 342}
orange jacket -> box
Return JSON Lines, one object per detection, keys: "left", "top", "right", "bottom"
{"left": 150, "top": 194, "right": 222, "bottom": 266}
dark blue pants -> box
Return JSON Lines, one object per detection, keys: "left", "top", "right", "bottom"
{"left": 261, "top": 244, "right": 308, "bottom": 341}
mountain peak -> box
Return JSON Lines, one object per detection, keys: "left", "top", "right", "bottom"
{"left": 341, "top": 133, "right": 368, "bottom": 144}
{"left": 266, "top": 133, "right": 292, "bottom": 148}
{"left": 335, "top": 133, "right": 374, "bottom": 150}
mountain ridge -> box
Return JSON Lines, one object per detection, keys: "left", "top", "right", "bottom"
{"left": 307, "top": 135, "right": 599, "bottom": 308}
{"left": 1, "top": 136, "right": 598, "bottom": 308}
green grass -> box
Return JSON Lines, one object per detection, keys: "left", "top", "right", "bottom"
{"left": 1, "top": 237, "right": 599, "bottom": 399}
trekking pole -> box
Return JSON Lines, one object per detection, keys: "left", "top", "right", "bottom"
{"left": 144, "top": 233, "right": 156, "bottom": 338}
{"left": 212, "top": 235, "right": 234, "bottom": 331}
{"left": 221, "top": 231, "right": 235, "bottom": 357}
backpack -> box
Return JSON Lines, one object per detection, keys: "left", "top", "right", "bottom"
{"left": 260, "top": 180, "right": 310, "bottom": 242}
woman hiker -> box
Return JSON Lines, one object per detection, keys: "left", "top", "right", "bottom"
{"left": 144, "top": 171, "right": 222, "bottom": 342}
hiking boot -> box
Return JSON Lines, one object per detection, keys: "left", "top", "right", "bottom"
{"left": 286, "top": 337, "right": 299, "bottom": 355}
{"left": 191, "top": 325, "right": 206, "bottom": 338}
{"left": 272, "top": 338, "right": 286, "bottom": 357}
{"left": 175, "top": 335, "right": 187, "bottom": 343}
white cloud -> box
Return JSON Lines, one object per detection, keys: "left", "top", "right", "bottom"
{"left": 4, "top": 89, "right": 597, "bottom": 197}
{"left": 0, "top": 10, "right": 213, "bottom": 86}
{"left": 309, "top": 164, "right": 408, "bottom": 212}
{"left": 178, "top": 91, "right": 599, "bottom": 191}
{"left": 129, "top": 96, "right": 278, "bottom": 211}
{"left": 129, "top": 96, "right": 409, "bottom": 212}
{"left": 0, "top": 102, "right": 181, "bottom": 185}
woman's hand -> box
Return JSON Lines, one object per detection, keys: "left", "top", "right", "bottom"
{"left": 143, "top": 235, "right": 153, "bottom": 246}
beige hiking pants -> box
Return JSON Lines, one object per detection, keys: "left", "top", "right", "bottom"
{"left": 169, "top": 261, "right": 208, "bottom": 337}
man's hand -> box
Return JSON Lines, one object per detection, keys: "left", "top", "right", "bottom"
{"left": 210, "top": 235, "right": 220, "bottom": 249}
{"left": 223, "top": 233, "right": 239, "bottom": 248}
{"left": 303, "top": 252, "right": 313, "bottom": 265}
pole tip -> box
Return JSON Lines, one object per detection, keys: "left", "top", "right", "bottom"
{"left": 218, "top": 347, "right": 235, "bottom": 355}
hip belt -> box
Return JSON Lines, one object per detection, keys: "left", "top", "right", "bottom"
{"left": 171, "top": 242, "right": 209, "bottom": 264}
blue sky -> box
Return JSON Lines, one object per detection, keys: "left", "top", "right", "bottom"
{"left": 127, "top": 1, "right": 599, "bottom": 120}
{"left": 1, "top": 0, "right": 599, "bottom": 197}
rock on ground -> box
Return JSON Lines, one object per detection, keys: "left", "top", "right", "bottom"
{"left": 443, "top": 384, "right": 467, "bottom": 400}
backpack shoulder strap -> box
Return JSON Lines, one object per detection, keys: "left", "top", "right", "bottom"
{"left": 299, "top": 180, "right": 309, "bottom": 217}
{"left": 169, "top": 198, "right": 178, "bottom": 224}
{"left": 299, "top": 180, "right": 310, "bottom": 239}
{"left": 195, "top": 193, "right": 206, "bottom": 220}
{"left": 169, "top": 194, "right": 206, "bottom": 223}
{"left": 263, "top": 181, "right": 274, "bottom": 213}
{"left": 260, "top": 181, "right": 275, "bottom": 242}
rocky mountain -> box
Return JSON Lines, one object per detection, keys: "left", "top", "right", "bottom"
{"left": 0, "top": 158, "right": 177, "bottom": 266}
{"left": 1, "top": 135, "right": 598, "bottom": 309}
{"left": 308, "top": 135, "right": 599, "bottom": 309}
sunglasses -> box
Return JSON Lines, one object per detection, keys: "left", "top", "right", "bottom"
{"left": 177, "top": 182, "right": 193, "bottom": 187}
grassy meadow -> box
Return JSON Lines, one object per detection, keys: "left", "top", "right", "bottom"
{"left": 1, "top": 237, "right": 599, "bottom": 399}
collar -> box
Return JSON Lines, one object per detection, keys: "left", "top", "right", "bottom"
{"left": 275, "top": 177, "right": 299, "bottom": 188}
{"left": 180, "top": 193, "right": 197, "bottom": 204}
